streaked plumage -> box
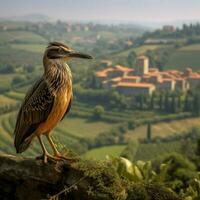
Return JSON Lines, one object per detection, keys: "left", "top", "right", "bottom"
{"left": 14, "top": 42, "right": 92, "bottom": 162}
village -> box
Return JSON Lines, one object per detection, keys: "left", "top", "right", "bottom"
{"left": 95, "top": 56, "right": 200, "bottom": 96}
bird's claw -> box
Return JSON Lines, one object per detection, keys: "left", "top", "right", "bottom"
{"left": 54, "top": 154, "right": 78, "bottom": 162}
{"left": 36, "top": 153, "right": 60, "bottom": 164}
{"left": 36, "top": 153, "right": 77, "bottom": 164}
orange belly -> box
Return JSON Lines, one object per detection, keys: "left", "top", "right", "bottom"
{"left": 36, "top": 87, "right": 72, "bottom": 135}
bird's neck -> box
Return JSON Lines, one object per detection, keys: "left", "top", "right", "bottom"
{"left": 44, "top": 59, "right": 72, "bottom": 91}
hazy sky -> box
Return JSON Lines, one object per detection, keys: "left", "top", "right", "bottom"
{"left": 0, "top": 0, "right": 200, "bottom": 22}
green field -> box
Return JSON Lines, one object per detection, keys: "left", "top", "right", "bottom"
{"left": 84, "top": 145, "right": 125, "bottom": 160}
{"left": 166, "top": 50, "right": 200, "bottom": 70}
{"left": 5, "top": 91, "right": 25, "bottom": 101}
{"left": 0, "top": 30, "right": 47, "bottom": 44}
{"left": 110, "top": 44, "right": 170, "bottom": 64}
{"left": 134, "top": 141, "right": 181, "bottom": 161}
{"left": 59, "top": 117, "right": 117, "bottom": 138}
{"left": 0, "top": 74, "right": 16, "bottom": 91}
{"left": 114, "top": 44, "right": 170, "bottom": 57}
{"left": 84, "top": 141, "right": 181, "bottom": 161}
{"left": 11, "top": 44, "right": 45, "bottom": 53}
{"left": 179, "top": 44, "right": 200, "bottom": 51}
{"left": 0, "top": 95, "right": 17, "bottom": 105}
{"left": 126, "top": 117, "right": 200, "bottom": 140}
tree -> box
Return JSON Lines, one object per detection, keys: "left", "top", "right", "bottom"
{"left": 147, "top": 122, "right": 152, "bottom": 143}
{"left": 11, "top": 75, "right": 26, "bottom": 86}
{"left": 127, "top": 51, "right": 137, "bottom": 68}
{"left": 120, "top": 139, "right": 139, "bottom": 161}
{"left": 150, "top": 92, "right": 156, "bottom": 110}
{"left": 171, "top": 95, "right": 177, "bottom": 113}
{"left": 0, "top": 64, "right": 15, "bottom": 74}
{"left": 184, "top": 93, "right": 190, "bottom": 112}
{"left": 164, "top": 93, "right": 170, "bottom": 113}
{"left": 193, "top": 93, "right": 200, "bottom": 116}
{"left": 177, "top": 95, "right": 182, "bottom": 111}
{"left": 92, "top": 105, "right": 105, "bottom": 120}
{"left": 159, "top": 93, "right": 164, "bottom": 110}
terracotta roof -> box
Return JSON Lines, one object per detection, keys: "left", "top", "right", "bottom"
{"left": 116, "top": 82, "right": 155, "bottom": 88}
{"left": 95, "top": 71, "right": 107, "bottom": 77}
{"left": 161, "top": 78, "right": 175, "bottom": 82}
{"left": 110, "top": 77, "right": 122, "bottom": 82}
{"left": 188, "top": 75, "right": 200, "bottom": 79}
{"left": 113, "top": 65, "right": 133, "bottom": 72}
{"left": 95, "top": 65, "right": 133, "bottom": 77}
{"left": 148, "top": 73, "right": 161, "bottom": 77}
{"left": 122, "top": 76, "right": 140, "bottom": 80}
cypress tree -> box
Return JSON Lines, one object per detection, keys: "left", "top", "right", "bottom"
{"left": 159, "top": 93, "right": 163, "bottom": 111}
{"left": 171, "top": 95, "right": 177, "bottom": 113}
{"left": 147, "top": 122, "right": 152, "bottom": 143}
{"left": 193, "top": 93, "right": 200, "bottom": 116}
{"left": 184, "top": 93, "right": 190, "bottom": 112}
{"left": 164, "top": 93, "right": 170, "bottom": 113}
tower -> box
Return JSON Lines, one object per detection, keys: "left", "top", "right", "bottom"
{"left": 135, "top": 56, "right": 149, "bottom": 75}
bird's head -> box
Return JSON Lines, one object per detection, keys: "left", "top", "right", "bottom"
{"left": 44, "top": 42, "right": 93, "bottom": 62}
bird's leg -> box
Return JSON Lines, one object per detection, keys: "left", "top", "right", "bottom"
{"left": 46, "top": 134, "right": 61, "bottom": 157}
{"left": 37, "top": 136, "right": 59, "bottom": 163}
{"left": 46, "top": 134, "right": 75, "bottom": 161}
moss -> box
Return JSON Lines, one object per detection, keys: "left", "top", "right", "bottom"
{"left": 127, "top": 183, "right": 150, "bottom": 200}
{"left": 145, "top": 184, "right": 183, "bottom": 200}
{"left": 71, "top": 159, "right": 127, "bottom": 200}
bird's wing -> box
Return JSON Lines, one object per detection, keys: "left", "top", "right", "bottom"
{"left": 14, "top": 78, "right": 55, "bottom": 151}
{"left": 61, "top": 94, "right": 73, "bottom": 120}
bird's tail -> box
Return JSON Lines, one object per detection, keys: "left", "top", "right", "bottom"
{"left": 15, "top": 135, "right": 34, "bottom": 153}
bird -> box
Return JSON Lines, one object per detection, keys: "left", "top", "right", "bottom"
{"left": 14, "top": 42, "right": 93, "bottom": 163}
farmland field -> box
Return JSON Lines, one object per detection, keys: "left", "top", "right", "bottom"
{"left": 0, "top": 74, "right": 16, "bottom": 91}
{"left": 11, "top": 44, "right": 45, "bottom": 53}
{"left": 58, "top": 117, "right": 117, "bottom": 138}
{"left": 84, "top": 141, "right": 181, "bottom": 161}
{"left": 84, "top": 145, "right": 125, "bottom": 160}
{"left": 134, "top": 141, "right": 181, "bottom": 161}
{"left": 115, "top": 44, "right": 170, "bottom": 57}
{"left": 0, "top": 95, "right": 17, "bottom": 105}
{"left": 0, "top": 30, "right": 47, "bottom": 44}
{"left": 165, "top": 50, "right": 200, "bottom": 70}
{"left": 179, "top": 44, "right": 200, "bottom": 51}
{"left": 126, "top": 117, "right": 200, "bottom": 140}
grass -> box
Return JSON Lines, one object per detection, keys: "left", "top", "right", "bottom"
{"left": 58, "top": 117, "right": 117, "bottom": 138}
{"left": 84, "top": 145, "right": 125, "bottom": 160}
{"left": 5, "top": 91, "right": 25, "bottom": 101}
{"left": 11, "top": 44, "right": 45, "bottom": 53}
{"left": 84, "top": 141, "right": 181, "bottom": 161}
{"left": 111, "top": 44, "right": 170, "bottom": 59}
{"left": 0, "top": 74, "right": 16, "bottom": 91}
{"left": 0, "top": 95, "right": 16, "bottom": 105}
{"left": 0, "top": 30, "right": 47, "bottom": 44}
{"left": 179, "top": 44, "right": 200, "bottom": 51}
{"left": 0, "top": 46, "right": 42, "bottom": 66}
{"left": 134, "top": 141, "right": 181, "bottom": 161}
{"left": 126, "top": 117, "right": 200, "bottom": 140}
{"left": 165, "top": 50, "right": 200, "bottom": 71}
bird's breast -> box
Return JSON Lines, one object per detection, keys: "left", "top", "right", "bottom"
{"left": 37, "top": 82, "right": 72, "bottom": 135}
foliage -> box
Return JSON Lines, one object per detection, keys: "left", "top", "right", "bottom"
{"left": 92, "top": 105, "right": 105, "bottom": 120}
{"left": 120, "top": 140, "right": 139, "bottom": 161}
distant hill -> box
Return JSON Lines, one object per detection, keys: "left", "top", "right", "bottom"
{"left": 0, "top": 14, "right": 52, "bottom": 22}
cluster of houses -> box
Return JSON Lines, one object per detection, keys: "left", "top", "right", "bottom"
{"left": 95, "top": 56, "right": 200, "bottom": 96}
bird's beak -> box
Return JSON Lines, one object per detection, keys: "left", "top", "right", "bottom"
{"left": 68, "top": 52, "right": 93, "bottom": 59}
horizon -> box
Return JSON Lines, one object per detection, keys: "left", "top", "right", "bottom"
{"left": 0, "top": 0, "right": 200, "bottom": 26}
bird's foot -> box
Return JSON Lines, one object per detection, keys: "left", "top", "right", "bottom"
{"left": 36, "top": 153, "right": 61, "bottom": 164}
{"left": 54, "top": 153, "right": 78, "bottom": 162}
